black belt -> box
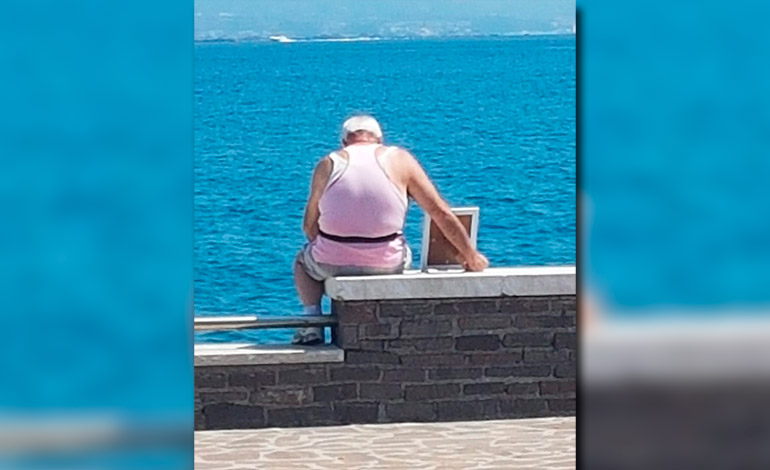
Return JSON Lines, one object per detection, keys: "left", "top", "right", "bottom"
{"left": 319, "top": 230, "right": 402, "bottom": 244}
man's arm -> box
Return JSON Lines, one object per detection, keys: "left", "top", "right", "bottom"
{"left": 401, "top": 151, "right": 489, "bottom": 271}
{"left": 302, "top": 157, "right": 332, "bottom": 240}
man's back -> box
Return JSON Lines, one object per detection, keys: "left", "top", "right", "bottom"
{"left": 316, "top": 142, "right": 488, "bottom": 272}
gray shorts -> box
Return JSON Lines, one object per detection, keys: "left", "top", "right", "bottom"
{"left": 299, "top": 243, "right": 412, "bottom": 281}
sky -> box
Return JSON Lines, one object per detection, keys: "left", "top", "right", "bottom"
{"left": 194, "top": 0, "right": 575, "bottom": 40}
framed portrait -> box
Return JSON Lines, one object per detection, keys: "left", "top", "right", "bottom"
{"left": 420, "top": 207, "right": 479, "bottom": 271}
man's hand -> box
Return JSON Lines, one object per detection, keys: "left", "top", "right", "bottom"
{"left": 463, "top": 251, "right": 489, "bottom": 272}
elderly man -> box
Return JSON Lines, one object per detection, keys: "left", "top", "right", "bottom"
{"left": 293, "top": 115, "right": 488, "bottom": 345}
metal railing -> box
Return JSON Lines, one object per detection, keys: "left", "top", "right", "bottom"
{"left": 194, "top": 315, "right": 337, "bottom": 332}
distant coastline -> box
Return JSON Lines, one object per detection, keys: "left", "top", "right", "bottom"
{"left": 194, "top": 31, "right": 576, "bottom": 44}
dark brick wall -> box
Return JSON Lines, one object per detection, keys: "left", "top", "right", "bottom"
{"left": 195, "top": 295, "right": 576, "bottom": 430}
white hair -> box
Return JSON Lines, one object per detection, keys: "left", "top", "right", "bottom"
{"left": 341, "top": 115, "right": 383, "bottom": 141}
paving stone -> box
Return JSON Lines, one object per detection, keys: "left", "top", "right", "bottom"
{"left": 195, "top": 417, "right": 576, "bottom": 469}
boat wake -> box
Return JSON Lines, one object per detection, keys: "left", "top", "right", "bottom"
{"left": 269, "top": 35, "right": 296, "bottom": 43}
{"left": 270, "top": 35, "right": 384, "bottom": 44}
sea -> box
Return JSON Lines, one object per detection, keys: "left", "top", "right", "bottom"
{"left": 194, "top": 36, "right": 576, "bottom": 343}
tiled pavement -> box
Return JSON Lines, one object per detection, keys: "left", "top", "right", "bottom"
{"left": 195, "top": 417, "right": 575, "bottom": 469}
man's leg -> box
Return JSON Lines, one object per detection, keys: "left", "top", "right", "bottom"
{"left": 292, "top": 251, "right": 324, "bottom": 345}
{"left": 293, "top": 252, "right": 323, "bottom": 307}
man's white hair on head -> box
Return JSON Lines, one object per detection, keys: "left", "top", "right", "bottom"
{"left": 341, "top": 115, "right": 383, "bottom": 142}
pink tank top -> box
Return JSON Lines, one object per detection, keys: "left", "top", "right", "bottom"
{"left": 311, "top": 143, "right": 408, "bottom": 268}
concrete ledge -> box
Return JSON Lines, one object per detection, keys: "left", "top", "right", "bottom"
{"left": 325, "top": 266, "right": 575, "bottom": 301}
{"left": 194, "top": 344, "right": 344, "bottom": 367}
{"left": 584, "top": 319, "right": 770, "bottom": 382}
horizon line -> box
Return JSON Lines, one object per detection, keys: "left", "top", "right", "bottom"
{"left": 194, "top": 31, "right": 576, "bottom": 43}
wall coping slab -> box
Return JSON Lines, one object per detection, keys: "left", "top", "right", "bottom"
{"left": 195, "top": 343, "right": 344, "bottom": 367}
{"left": 584, "top": 318, "right": 770, "bottom": 382}
{"left": 325, "top": 266, "right": 576, "bottom": 301}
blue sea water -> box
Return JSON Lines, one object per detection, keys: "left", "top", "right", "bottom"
{"left": 195, "top": 36, "right": 575, "bottom": 343}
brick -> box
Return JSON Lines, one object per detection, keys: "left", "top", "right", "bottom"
{"left": 506, "top": 383, "right": 540, "bottom": 397}
{"left": 539, "top": 380, "right": 577, "bottom": 396}
{"left": 457, "top": 315, "right": 510, "bottom": 330}
{"left": 333, "top": 402, "right": 379, "bottom": 423}
{"left": 553, "top": 332, "right": 577, "bottom": 350}
{"left": 549, "top": 297, "right": 577, "bottom": 314}
{"left": 332, "top": 325, "right": 360, "bottom": 348}
{"left": 428, "top": 367, "right": 482, "bottom": 380}
{"left": 313, "top": 383, "right": 357, "bottom": 402}
{"left": 514, "top": 315, "right": 575, "bottom": 329}
{"left": 434, "top": 299, "right": 498, "bottom": 315}
{"left": 400, "top": 319, "right": 452, "bottom": 338}
{"left": 499, "top": 398, "right": 548, "bottom": 418}
{"left": 548, "top": 398, "right": 576, "bottom": 413}
{"left": 195, "top": 372, "right": 227, "bottom": 389}
{"left": 198, "top": 391, "right": 248, "bottom": 405}
{"left": 228, "top": 370, "right": 277, "bottom": 388}
{"left": 379, "top": 301, "right": 433, "bottom": 318}
{"left": 382, "top": 368, "right": 427, "bottom": 383}
{"left": 333, "top": 301, "right": 377, "bottom": 323}
{"left": 388, "top": 337, "right": 454, "bottom": 352}
{"left": 499, "top": 297, "right": 551, "bottom": 314}
{"left": 330, "top": 367, "right": 381, "bottom": 382}
{"left": 203, "top": 404, "right": 264, "bottom": 429}
{"left": 357, "top": 340, "right": 386, "bottom": 351}
{"left": 405, "top": 384, "right": 460, "bottom": 401}
{"left": 401, "top": 353, "right": 466, "bottom": 367}
{"left": 467, "top": 351, "right": 523, "bottom": 365}
{"left": 385, "top": 403, "right": 435, "bottom": 421}
{"left": 436, "top": 399, "right": 499, "bottom": 420}
{"left": 360, "top": 383, "right": 403, "bottom": 400}
{"left": 502, "top": 332, "right": 554, "bottom": 348}
{"left": 463, "top": 382, "right": 506, "bottom": 395}
{"left": 455, "top": 299, "right": 500, "bottom": 314}
{"left": 250, "top": 387, "right": 309, "bottom": 406}
{"left": 265, "top": 405, "right": 335, "bottom": 427}
{"left": 346, "top": 350, "right": 399, "bottom": 365}
{"left": 360, "top": 322, "right": 398, "bottom": 339}
{"left": 432, "top": 303, "right": 457, "bottom": 316}
{"left": 485, "top": 365, "right": 552, "bottom": 378}
{"left": 554, "top": 363, "right": 576, "bottom": 378}
{"left": 277, "top": 367, "right": 328, "bottom": 385}
{"left": 523, "top": 348, "right": 571, "bottom": 363}
{"left": 456, "top": 335, "right": 501, "bottom": 351}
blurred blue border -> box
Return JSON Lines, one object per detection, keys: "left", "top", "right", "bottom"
{"left": 578, "top": 1, "right": 770, "bottom": 312}
{"left": 0, "top": 0, "right": 192, "bottom": 467}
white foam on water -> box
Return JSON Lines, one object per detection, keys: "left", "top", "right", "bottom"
{"left": 294, "top": 37, "right": 385, "bottom": 43}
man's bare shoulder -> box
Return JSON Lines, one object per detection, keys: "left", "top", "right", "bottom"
{"left": 313, "top": 154, "right": 333, "bottom": 176}
{"left": 387, "top": 146, "right": 418, "bottom": 165}
{"left": 387, "top": 145, "right": 411, "bottom": 155}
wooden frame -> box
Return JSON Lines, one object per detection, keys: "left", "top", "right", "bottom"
{"left": 420, "top": 206, "right": 480, "bottom": 272}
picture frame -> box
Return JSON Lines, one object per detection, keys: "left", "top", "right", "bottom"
{"left": 420, "top": 206, "right": 480, "bottom": 272}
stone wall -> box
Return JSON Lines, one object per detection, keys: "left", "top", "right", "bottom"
{"left": 195, "top": 268, "right": 576, "bottom": 430}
